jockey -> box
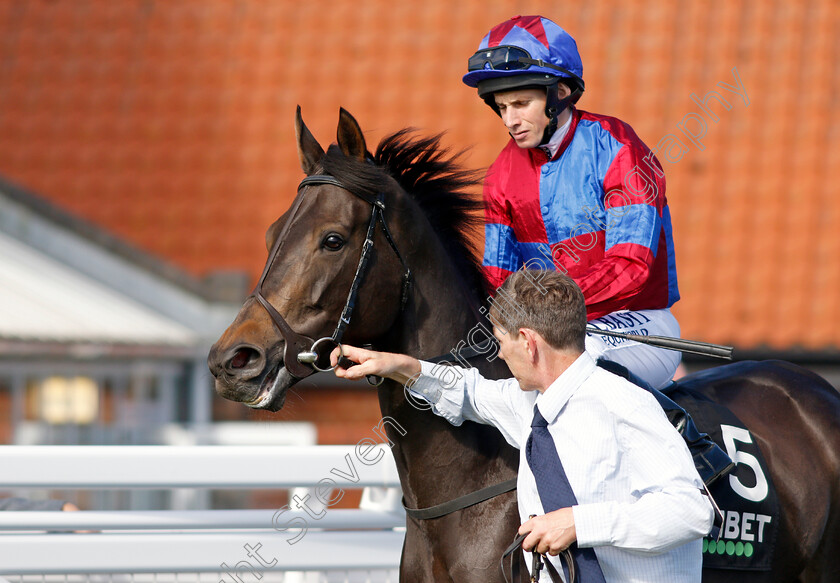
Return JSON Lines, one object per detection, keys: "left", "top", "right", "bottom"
{"left": 464, "top": 15, "right": 732, "bottom": 484}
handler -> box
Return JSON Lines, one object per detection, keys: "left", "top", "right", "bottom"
{"left": 332, "top": 270, "right": 714, "bottom": 582}
{"left": 463, "top": 14, "right": 731, "bottom": 485}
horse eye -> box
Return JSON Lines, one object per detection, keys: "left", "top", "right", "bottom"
{"left": 322, "top": 233, "right": 346, "bottom": 251}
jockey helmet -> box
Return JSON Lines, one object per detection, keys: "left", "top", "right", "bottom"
{"left": 463, "top": 15, "right": 585, "bottom": 143}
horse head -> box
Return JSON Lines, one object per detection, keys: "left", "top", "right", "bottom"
{"left": 208, "top": 108, "right": 419, "bottom": 410}
{"left": 208, "top": 107, "right": 485, "bottom": 411}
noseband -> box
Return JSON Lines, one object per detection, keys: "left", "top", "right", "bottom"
{"left": 250, "top": 173, "right": 412, "bottom": 379}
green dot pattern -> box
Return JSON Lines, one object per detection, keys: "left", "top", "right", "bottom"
{"left": 703, "top": 539, "right": 758, "bottom": 558}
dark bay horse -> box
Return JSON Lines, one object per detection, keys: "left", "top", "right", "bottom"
{"left": 208, "top": 108, "right": 840, "bottom": 582}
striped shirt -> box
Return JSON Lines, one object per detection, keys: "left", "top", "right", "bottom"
{"left": 482, "top": 108, "right": 679, "bottom": 320}
{"left": 410, "top": 352, "right": 713, "bottom": 582}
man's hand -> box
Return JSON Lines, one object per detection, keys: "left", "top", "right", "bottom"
{"left": 331, "top": 345, "right": 421, "bottom": 386}
{"left": 519, "top": 507, "right": 577, "bottom": 556}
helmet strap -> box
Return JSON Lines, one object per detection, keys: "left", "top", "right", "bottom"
{"left": 541, "top": 83, "right": 581, "bottom": 146}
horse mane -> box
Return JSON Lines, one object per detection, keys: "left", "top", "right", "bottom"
{"left": 319, "top": 130, "right": 487, "bottom": 303}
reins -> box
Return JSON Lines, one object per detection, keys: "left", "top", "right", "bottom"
{"left": 402, "top": 477, "right": 517, "bottom": 520}
{"left": 502, "top": 532, "right": 575, "bottom": 583}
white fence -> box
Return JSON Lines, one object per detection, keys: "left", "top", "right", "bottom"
{"left": 0, "top": 445, "right": 405, "bottom": 578}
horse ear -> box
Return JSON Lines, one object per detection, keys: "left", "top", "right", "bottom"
{"left": 295, "top": 105, "right": 325, "bottom": 175}
{"left": 337, "top": 107, "right": 367, "bottom": 161}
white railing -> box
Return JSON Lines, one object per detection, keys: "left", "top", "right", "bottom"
{"left": 0, "top": 445, "right": 405, "bottom": 577}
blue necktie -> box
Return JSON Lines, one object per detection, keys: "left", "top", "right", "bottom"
{"left": 526, "top": 405, "right": 607, "bottom": 583}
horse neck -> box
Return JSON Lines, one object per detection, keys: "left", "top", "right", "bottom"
{"left": 384, "top": 219, "right": 489, "bottom": 362}
{"left": 375, "top": 212, "right": 515, "bottom": 507}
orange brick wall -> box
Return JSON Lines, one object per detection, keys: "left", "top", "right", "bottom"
{"left": 0, "top": 0, "right": 837, "bottom": 351}
{"left": 214, "top": 386, "right": 384, "bottom": 445}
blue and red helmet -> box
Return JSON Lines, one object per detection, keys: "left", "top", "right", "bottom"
{"left": 463, "top": 15, "right": 584, "bottom": 97}
{"left": 464, "top": 15, "right": 585, "bottom": 143}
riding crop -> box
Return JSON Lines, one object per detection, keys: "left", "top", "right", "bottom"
{"left": 586, "top": 328, "right": 734, "bottom": 360}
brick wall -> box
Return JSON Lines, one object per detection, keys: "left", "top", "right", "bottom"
{"left": 0, "top": 0, "right": 837, "bottom": 353}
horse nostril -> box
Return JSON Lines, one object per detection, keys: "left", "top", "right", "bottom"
{"left": 229, "top": 347, "right": 260, "bottom": 370}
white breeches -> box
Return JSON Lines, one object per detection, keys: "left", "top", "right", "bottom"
{"left": 585, "top": 308, "right": 681, "bottom": 389}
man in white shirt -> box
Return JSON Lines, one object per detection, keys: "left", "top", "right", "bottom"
{"left": 332, "top": 270, "right": 714, "bottom": 581}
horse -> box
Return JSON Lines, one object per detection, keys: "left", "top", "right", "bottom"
{"left": 208, "top": 107, "right": 840, "bottom": 582}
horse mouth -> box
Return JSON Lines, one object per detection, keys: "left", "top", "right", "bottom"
{"left": 244, "top": 363, "right": 294, "bottom": 411}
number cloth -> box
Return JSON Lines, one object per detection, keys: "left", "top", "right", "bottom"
{"left": 410, "top": 352, "right": 714, "bottom": 582}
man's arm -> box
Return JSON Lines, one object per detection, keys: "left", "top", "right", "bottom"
{"left": 333, "top": 345, "right": 528, "bottom": 448}
{"left": 517, "top": 387, "right": 713, "bottom": 557}
{"left": 332, "top": 344, "right": 420, "bottom": 386}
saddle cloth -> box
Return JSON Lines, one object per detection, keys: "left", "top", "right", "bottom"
{"left": 665, "top": 384, "right": 780, "bottom": 571}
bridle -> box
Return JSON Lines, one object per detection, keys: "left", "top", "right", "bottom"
{"left": 250, "top": 173, "right": 412, "bottom": 379}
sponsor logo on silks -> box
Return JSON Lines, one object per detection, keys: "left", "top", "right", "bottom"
{"left": 703, "top": 510, "right": 772, "bottom": 557}
{"left": 589, "top": 311, "right": 652, "bottom": 331}
{"left": 587, "top": 311, "right": 652, "bottom": 346}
